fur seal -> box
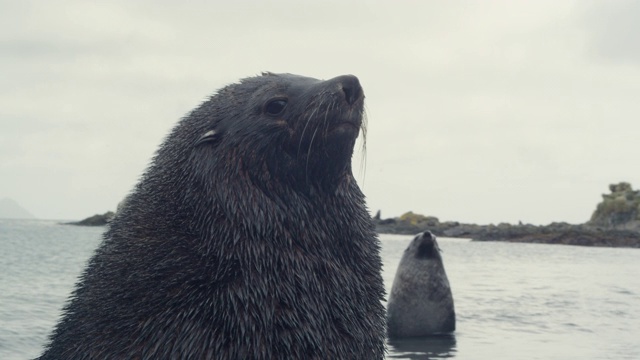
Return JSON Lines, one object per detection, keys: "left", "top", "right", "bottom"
{"left": 38, "top": 73, "right": 386, "bottom": 359}
{"left": 387, "top": 231, "right": 455, "bottom": 338}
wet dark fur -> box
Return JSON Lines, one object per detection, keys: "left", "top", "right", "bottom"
{"left": 38, "top": 73, "right": 386, "bottom": 359}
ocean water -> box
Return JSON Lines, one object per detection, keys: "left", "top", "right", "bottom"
{"left": 1, "top": 219, "right": 639, "bottom": 359}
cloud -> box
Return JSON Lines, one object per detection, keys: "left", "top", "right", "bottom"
{"left": 581, "top": 0, "right": 640, "bottom": 64}
{"left": 1, "top": 0, "right": 639, "bottom": 223}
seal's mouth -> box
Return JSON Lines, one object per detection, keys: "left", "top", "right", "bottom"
{"left": 332, "top": 120, "right": 361, "bottom": 133}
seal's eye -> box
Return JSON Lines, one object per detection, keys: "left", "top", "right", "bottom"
{"left": 264, "top": 99, "right": 287, "bottom": 116}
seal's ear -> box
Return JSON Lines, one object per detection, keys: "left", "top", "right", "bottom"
{"left": 195, "top": 129, "right": 221, "bottom": 147}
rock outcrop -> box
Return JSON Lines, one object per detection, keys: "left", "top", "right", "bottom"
{"left": 588, "top": 182, "right": 640, "bottom": 231}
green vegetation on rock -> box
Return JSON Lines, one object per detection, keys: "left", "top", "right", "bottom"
{"left": 589, "top": 182, "right": 640, "bottom": 230}
{"left": 398, "top": 211, "right": 439, "bottom": 226}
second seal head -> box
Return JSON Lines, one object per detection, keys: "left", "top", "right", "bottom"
{"left": 387, "top": 231, "right": 456, "bottom": 338}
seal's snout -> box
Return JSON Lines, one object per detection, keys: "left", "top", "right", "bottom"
{"left": 332, "top": 75, "right": 363, "bottom": 105}
{"left": 415, "top": 231, "right": 441, "bottom": 260}
{"left": 422, "top": 231, "right": 435, "bottom": 241}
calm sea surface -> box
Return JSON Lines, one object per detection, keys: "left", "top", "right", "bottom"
{"left": 1, "top": 219, "right": 639, "bottom": 359}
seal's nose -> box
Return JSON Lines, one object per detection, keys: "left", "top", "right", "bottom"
{"left": 332, "top": 75, "right": 363, "bottom": 105}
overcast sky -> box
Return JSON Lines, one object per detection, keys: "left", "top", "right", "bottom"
{"left": 1, "top": 0, "right": 639, "bottom": 224}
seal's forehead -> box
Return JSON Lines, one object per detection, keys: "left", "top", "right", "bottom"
{"left": 231, "top": 72, "right": 323, "bottom": 98}
{"left": 262, "top": 72, "right": 321, "bottom": 88}
{"left": 260, "top": 72, "right": 321, "bottom": 83}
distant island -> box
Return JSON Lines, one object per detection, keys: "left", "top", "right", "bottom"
{"left": 66, "top": 182, "right": 640, "bottom": 248}
{"left": 0, "top": 198, "right": 36, "bottom": 219}
{"left": 373, "top": 182, "right": 640, "bottom": 248}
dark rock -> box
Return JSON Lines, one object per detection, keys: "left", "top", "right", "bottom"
{"left": 65, "top": 212, "right": 115, "bottom": 226}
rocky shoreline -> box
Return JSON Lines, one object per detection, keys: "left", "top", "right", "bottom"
{"left": 374, "top": 182, "right": 640, "bottom": 248}
{"left": 374, "top": 216, "right": 640, "bottom": 248}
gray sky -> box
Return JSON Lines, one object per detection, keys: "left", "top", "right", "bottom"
{"left": 1, "top": 0, "right": 639, "bottom": 224}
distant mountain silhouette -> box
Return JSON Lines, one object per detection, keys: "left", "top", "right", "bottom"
{"left": 0, "top": 198, "right": 36, "bottom": 219}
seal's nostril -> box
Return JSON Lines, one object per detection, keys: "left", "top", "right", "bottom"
{"left": 342, "top": 86, "right": 359, "bottom": 105}
{"left": 332, "top": 75, "right": 362, "bottom": 105}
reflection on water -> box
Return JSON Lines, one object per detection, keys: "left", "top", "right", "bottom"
{"left": 387, "top": 335, "right": 457, "bottom": 359}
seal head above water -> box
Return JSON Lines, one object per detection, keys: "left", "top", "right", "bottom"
{"left": 387, "top": 231, "right": 456, "bottom": 338}
{"left": 39, "top": 73, "right": 386, "bottom": 359}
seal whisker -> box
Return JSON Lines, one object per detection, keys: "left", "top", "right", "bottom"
{"left": 299, "top": 90, "right": 331, "bottom": 158}
{"left": 323, "top": 101, "right": 336, "bottom": 136}
{"left": 358, "top": 107, "right": 369, "bottom": 183}
{"left": 309, "top": 95, "right": 336, "bottom": 180}
{"left": 305, "top": 126, "right": 321, "bottom": 185}
{"left": 297, "top": 98, "right": 323, "bottom": 159}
